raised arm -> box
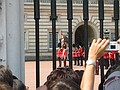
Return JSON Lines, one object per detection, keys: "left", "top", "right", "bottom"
{"left": 80, "top": 38, "right": 110, "bottom": 90}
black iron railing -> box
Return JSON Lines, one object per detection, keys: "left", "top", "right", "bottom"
{"left": 33, "top": 0, "right": 119, "bottom": 89}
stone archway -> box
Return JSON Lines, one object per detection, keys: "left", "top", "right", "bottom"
{"left": 75, "top": 24, "right": 96, "bottom": 46}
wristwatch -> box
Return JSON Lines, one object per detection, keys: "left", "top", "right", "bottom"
{"left": 86, "top": 59, "right": 96, "bottom": 67}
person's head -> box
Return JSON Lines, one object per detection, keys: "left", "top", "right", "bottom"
{"left": 0, "top": 65, "right": 13, "bottom": 87}
{"left": 13, "top": 79, "right": 27, "bottom": 90}
{"left": 45, "top": 67, "right": 80, "bottom": 85}
{"left": 0, "top": 82, "right": 12, "bottom": 90}
{"left": 74, "top": 70, "right": 84, "bottom": 85}
{"left": 58, "top": 67, "right": 80, "bottom": 85}
{"left": 47, "top": 79, "right": 80, "bottom": 90}
{"left": 46, "top": 69, "right": 66, "bottom": 82}
{"left": 56, "top": 66, "right": 73, "bottom": 73}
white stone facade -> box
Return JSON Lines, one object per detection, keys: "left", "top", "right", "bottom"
{"left": 24, "top": 1, "right": 120, "bottom": 60}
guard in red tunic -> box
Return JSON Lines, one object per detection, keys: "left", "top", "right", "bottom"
{"left": 57, "top": 47, "right": 63, "bottom": 67}
{"left": 73, "top": 46, "right": 78, "bottom": 65}
{"left": 61, "top": 44, "right": 67, "bottom": 67}
{"left": 103, "top": 52, "right": 109, "bottom": 69}
{"left": 78, "top": 46, "right": 83, "bottom": 66}
{"left": 109, "top": 51, "right": 115, "bottom": 66}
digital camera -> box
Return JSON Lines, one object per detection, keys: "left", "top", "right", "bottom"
{"left": 105, "top": 41, "right": 120, "bottom": 51}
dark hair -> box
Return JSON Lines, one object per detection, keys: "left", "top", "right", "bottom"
{"left": 45, "top": 67, "right": 80, "bottom": 86}
{"left": 0, "top": 82, "right": 12, "bottom": 90}
{"left": 47, "top": 79, "right": 80, "bottom": 90}
{"left": 57, "top": 67, "right": 80, "bottom": 84}
{"left": 74, "top": 70, "right": 84, "bottom": 85}
{"left": 13, "top": 75, "right": 18, "bottom": 79}
{"left": 13, "top": 79, "right": 26, "bottom": 90}
{"left": 46, "top": 69, "right": 66, "bottom": 82}
{"left": 0, "top": 65, "right": 13, "bottom": 87}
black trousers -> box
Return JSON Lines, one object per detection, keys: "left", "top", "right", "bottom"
{"left": 104, "top": 59, "right": 109, "bottom": 69}
{"left": 78, "top": 56, "right": 83, "bottom": 66}
{"left": 110, "top": 59, "right": 115, "bottom": 66}
{"left": 74, "top": 57, "right": 78, "bottom": 65}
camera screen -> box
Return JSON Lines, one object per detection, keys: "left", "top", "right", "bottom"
{"left": 111, "top": 45, "right": 116, "bottom": 49}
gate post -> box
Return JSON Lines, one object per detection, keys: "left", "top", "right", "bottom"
{"left": 67, "top": 0, "right": 73, "bottom": 69}
{"left": 34, "top": 0, "right": 40, "bottom": 88}
{"left": 114, "top": 0, "right": 119, "bottom": 64}
{"left": 98, "top": 0, "right": 104, "bottom": 87}
{"left": 83, "top": 0, "right": 89, "bottom": 65}
{"left": 51, "top": 0, "right": 57, "bottom": 70}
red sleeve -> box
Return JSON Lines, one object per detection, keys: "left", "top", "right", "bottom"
{"left": 57, "top": 49, "right": 60, "bottom": 57}
{"left": 64, "top": 49, "right": 67, "bottom": 57}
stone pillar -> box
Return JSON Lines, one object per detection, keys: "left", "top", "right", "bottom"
{"left": 0, "top": 0, "right": 24, "bottom": 82}
{"left": 0, "top": 0, "right": 7, "bottom": 66}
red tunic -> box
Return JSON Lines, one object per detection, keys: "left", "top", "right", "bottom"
{"left": 57, "top": 49, "right": 63, "bottom": 58}
{"left": 104, "top": 52, "right": 109, "bottom": 60}
{"left": 73, "top": 49, "right": 78, "bottom": 58}
{"left": 78, "top": 48, "right": 83, "bottom": 57}
{"left": 109, "top": 51, "right": 116, "bottom": 60}
{"left": 109, "top": 51, "right": 115, "bottom": 60}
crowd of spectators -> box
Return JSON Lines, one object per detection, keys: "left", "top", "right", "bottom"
{"left": 1, "top": 38, "right": 120, "bottom": 90}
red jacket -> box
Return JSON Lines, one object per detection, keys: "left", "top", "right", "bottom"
{"left": 57, "top": 49, "right": 63, "bottom": 58}
{"left": 73, "top": 49, "right": 78, "bottom": 58}
{"left": 109, "top": 51, "right": 115, "bottom": 60}
{"left": 104, "top": 53, "right": 109, "bottom": 60}
{"left": 78, "top": 48, "right": 83, "bottom": 57}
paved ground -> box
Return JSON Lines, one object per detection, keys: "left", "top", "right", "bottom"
{"left": 25, "top": 61, "right": 106, "bottom": 90}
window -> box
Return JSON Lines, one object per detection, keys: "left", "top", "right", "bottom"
{"left": 49, "top": 32, "right": 58, "bottom": 48}
{"left": 24, "top": 0, "right": 33, "bottom": 3}
{"left": 24, "top": 14, "right": 27, "bottom": 22}
{"left": 24, "top": 31, "right": 28, "bottom": 50}
{"left": 111, "top": 16, "right": 114, "bottom": 22}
